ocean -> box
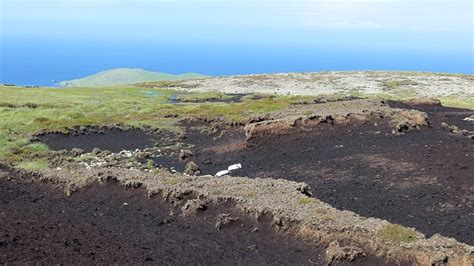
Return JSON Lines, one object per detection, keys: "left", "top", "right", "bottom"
{"left": 1, "top": 37, "right": 473, "bottom": 86}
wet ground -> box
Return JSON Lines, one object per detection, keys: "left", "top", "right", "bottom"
{"left": 307, "top": 96, "right": 363, "bottom": 104}
{"left": 36, "top": 102, "right": 474, "bottom": 245}
{"left": 171, "top": 93, "right": 266, "bottom": 103}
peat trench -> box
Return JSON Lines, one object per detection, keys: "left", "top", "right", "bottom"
{"left": 36, "top": 102, "right": 474, "bottom": 245}
{"left": 0, "top": 166, "right": 401, "bottom": 265}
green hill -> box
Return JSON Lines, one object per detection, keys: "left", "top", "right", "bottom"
{"left": 59, "top": 68, "right": 208, "bottom": 87}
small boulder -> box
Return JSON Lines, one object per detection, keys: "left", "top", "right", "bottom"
{"left": 179, "top": 149, "right": 193, "bottom": 160}
{"left": 70, "top": 148, "right": 85, "bottom": 157}
{"left": 325, "top": 241, "right": 365, "bottom": 263}
{"left": 181, "top": 199, "right": 207, "bottom": 216}
{"left": 54, "top": 149, "right": 69, "bottom": 156}
{"left": 91, "top": 147, "right": 102, "bottom": 156}
{"left": 390, "top": 110, "right": 429, "bottom": 133}
{"left": 215, "top": 213, "right": 239, "bottom": 230}
{"left": 247, "top": 244, "right": 258, "bottom": 251}
{"left": 135, "top": 151, "right": 147, "bottom": 159}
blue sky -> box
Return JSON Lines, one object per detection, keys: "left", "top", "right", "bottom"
{"left": 3, "top": 0, "right": 472, "bottom": 39}
{"left": 0, "top": 0, "right": 473, "bottom": 84}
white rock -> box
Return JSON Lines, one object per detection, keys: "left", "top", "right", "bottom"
{"left": 228, "top": 163, "right": 242, "bottom": 171}
{"left": 216, "top": 170, "right": 230, "bottom": 177}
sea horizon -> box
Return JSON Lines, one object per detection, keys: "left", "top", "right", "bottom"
{"left": 2, "top": 0, "right": 473, "bottom": 86}
{"left": 2, "top": 37, "right": 473, "bottom": 86}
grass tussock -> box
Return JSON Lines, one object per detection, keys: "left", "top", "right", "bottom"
{"left": 377, "top": 224, "right": 418, "bottom": 244}
{"left": 164, "top": 177, "right": 184, "bottom": 186}
{"left": 441, "top": 96, "right": 474, "bottom": 110}
{"left": 74, "top": 154, "right": 96, "bottom": 162}
{"left": 298, "top": 196, "right": 316, "bottom": 205}
{"left": 17, "top": 159, "right": 49, "bottom": 171}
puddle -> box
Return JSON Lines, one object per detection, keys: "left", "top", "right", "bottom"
{"left": 141, "top": 91, "right": 162, "bottom": 97}
{"left": 167, "top": 93, "right": 268, "bottom": 104}
{"left": 168, "top": 92, "right": 179, "bottom": 104}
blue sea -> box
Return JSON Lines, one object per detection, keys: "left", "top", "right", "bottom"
{"left": 1, "top": 37, "right": 473, "bottom": 87}
{"left": 2, "top": 0, "right": 473, "bottom": 86}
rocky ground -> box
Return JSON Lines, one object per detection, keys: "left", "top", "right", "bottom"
{"left": 174, "top": 71, "right": 474, "bottom": 98}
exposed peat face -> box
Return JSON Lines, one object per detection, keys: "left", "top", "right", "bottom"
{"left": 178, "top": 103, "right": 474, "bottom": 244}
{"left": 36, "top": 102, "right": 474, "bottom": 245}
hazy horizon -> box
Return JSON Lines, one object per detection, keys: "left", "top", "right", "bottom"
{"left": 1, "top": 0, "right": 473, "bottom": 86}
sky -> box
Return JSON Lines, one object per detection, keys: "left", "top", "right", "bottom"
{"left": 0, "top": 0, "right": 473, "bottom": 85}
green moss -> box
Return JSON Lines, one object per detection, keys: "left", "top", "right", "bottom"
{"left": 164, "top": 177, "right": 184, "bottom": 186}
{"left": 382, "top": 80, "right": 401, "bottom": 90}
{"left": 74, "top": 153, "right": 96, "bottom": 162}
{"left": 321, "top": 215, "right": 335, "bottom": 222}
{"left": 22, "top": 143, "right": 49, "bottom": 153}
{"left": 298, "top": 196, "right": 316, "bottom": 205}
{"left": 440, "top": 96, "right": 474, "bottom": 110}
{"left": 377, "top": 224, "right": 418, "bottom": 244}
{"left": 146, "top": 159, "right": 155, "bottom": 170}
{"left": 184, "top": 161, "right": 200, "bottom": 175}
{"left": 393, "top": 89, "right": 420, "bottom": 99}
{"left": 156, "top": 96, "right": 294, "bottom": 123}
{"left": 17, "top": 159, "right": 48, "bottom": 170}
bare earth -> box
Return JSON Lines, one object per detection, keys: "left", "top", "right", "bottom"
{"left": 2, "top": 72, "right": 474, "bottom": 264}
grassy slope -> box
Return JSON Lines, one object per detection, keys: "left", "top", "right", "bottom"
{"left": 1, "top": 75, "right": 473, "bottom": 168}
{"left": 0, "top": 85, "right": 294, "bottom": 167}
{"left": 59, "top": 68, "right": 208, "bottom": 87}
